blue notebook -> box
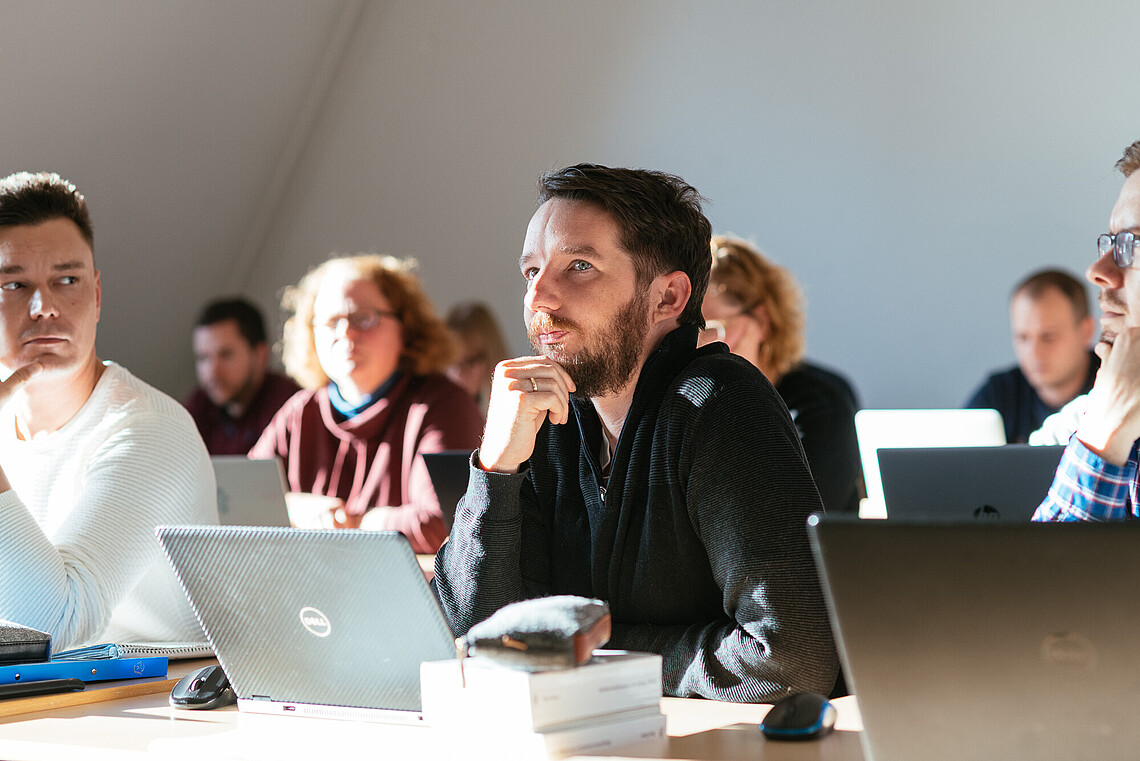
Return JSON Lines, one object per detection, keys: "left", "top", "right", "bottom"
{"left": 0, "top": 656, "right": 167, "bottom": 685}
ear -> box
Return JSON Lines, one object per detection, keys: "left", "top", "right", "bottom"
{"left": 94, "top": 270, "right": 101, "bottom": 324}
{"left": 650, "top": 271, "right": 691, "bottom": 325}
{"left": 750, "top": 303, "right": 771, "bottom": 342}
{"left": 1079, "top": 315, "right": 1096, "bottom": 346}
{"left": 253, "top": 341, "right": 270, "bottom": 370}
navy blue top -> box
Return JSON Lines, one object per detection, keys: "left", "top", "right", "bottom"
{"left": 965, "top": 350, "right": 1099, "bottom": 444}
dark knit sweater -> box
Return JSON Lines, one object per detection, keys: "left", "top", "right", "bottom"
{"left": 435, "top": 325, "right": 839, "bottom": 702}
{"left": 965, "top": 350, "right": 1099, "bottom": 443}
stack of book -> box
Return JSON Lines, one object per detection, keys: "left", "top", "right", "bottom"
{"left": 420, "top": 650, "right": 665, "bottom": 758}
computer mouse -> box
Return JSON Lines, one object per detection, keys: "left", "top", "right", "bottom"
{"left": 759, "top": 691, "right": 837, "bottom": 740}
{"left": 169, "top": 664, "right": 236, "bottom": 710}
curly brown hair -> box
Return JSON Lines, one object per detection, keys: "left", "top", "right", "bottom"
{"left": 281, "top": 254, "right": 455, "bottom": 389}
{"left": 709, "top": 235, "right": 805, "bottom": 381}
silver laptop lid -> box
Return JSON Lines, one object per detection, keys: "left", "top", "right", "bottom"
{"left": 156, "top": 526, "right": 456, "bottom": 719}
{"left": 877, "top": 444, "right": 1066, "bottom": 521}
{"left": 211, "top": 456, "right": 290, "bottom": 527}
{"left": 809, "top": 516, "right": 1140, "bottom": 761}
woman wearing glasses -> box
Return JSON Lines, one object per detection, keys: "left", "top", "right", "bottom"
{"left": 701, "top": 236, "right": 863, "bottom": 514}
{"left": 251, "top": 254, "right": 482, "bottom": 552}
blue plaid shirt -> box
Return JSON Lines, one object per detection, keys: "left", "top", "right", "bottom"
{"left": 1033, "top": 437, "right": 1140, "bottom": 521}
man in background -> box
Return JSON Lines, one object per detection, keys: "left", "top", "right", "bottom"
{"left": 965, "top": 269, "right": 1097, "bottom": 443}
{"left": 185, "top": 297, "right": 299, "bottom": 455}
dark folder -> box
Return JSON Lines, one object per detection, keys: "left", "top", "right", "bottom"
{"left": 0, "top": 620, "right": 50, "bottom": 666}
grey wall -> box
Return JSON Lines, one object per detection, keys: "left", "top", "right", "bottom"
{"left": 6, "top": 0, "right": 1140, "bottom": 407}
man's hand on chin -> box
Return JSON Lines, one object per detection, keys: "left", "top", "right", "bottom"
{"left": 1078, "top": 329, "right": 1140, "bottom": 465}
{"left": 478, "top": 356, "right": 576, "bottom": 474}
{"left": 0, "top": 362, "right": 42, "bottom": 402}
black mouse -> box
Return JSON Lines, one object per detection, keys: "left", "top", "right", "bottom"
{"left": 169, "top": 664, "right": 236, "bottom": 710}
{"left": 759, "top": 691, "right": 837, "bottom": 740}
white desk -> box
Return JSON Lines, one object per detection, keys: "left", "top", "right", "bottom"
{"left": 0, "top": 664, "right": 865, "bottom": 761}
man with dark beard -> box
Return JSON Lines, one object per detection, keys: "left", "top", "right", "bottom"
{"left": 434, "top": 164, "right": 838, "bottom": 702}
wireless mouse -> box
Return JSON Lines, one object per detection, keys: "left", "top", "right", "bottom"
{"left": 759, "top": 691, "right": 837, "bottom": 740}
{"left": 169, "top": 664, "right": 236, "bottom": 710}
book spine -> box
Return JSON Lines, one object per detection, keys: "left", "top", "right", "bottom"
{"left": 444, "top": 709, "right": 668, "bottom": 759}
{"left": 525, "top": 656, "right": 662, "bottom": 728}
{"left": 528, "top": 709, "right": 667, "bottom": 758}
{"left": 421, "top": 655, "right": 662, "bottom": 731}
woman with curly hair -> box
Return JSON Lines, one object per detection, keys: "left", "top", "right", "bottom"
{"left": 702, "top": 236, "right": 862, "bottom": 513}
{"left": 252, "top": 254, "right": 482, "bottom": 551}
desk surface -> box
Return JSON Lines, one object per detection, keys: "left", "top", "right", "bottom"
{"left": 0, "top": 659, "right": 865, "bottom": 761}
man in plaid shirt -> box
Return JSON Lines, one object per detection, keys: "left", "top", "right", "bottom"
{"left": 1035, "top": 140, "right": 1140, "bottom": 521}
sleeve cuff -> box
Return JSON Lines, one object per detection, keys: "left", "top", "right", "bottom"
{"left": 460, "top": 449, "right": 529, "bottom": 521}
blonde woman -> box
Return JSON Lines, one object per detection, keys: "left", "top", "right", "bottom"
{"left": 703, "top": 236, "right": 862, "bottom": 513}
{"left": 252, "top": 254, "right": 482, "bottom": 552}
{"left": 445, "top": 301, "right": 509, "bottom": 417}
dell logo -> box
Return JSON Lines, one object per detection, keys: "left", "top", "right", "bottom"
{"left": 973, "top": 505, "right": 1001, "bottom": 520}
{"left": 299, "top": 606, "right": 332, "bottom": 637}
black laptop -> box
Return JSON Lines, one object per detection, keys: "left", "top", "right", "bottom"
{"left": 421, "top": 450, "right": 473, "bottom": 530}
{"left": 877, "top": 444, "right": 1065, "bottom": 521}
{"left": 809, "top": 515, "right": 1140, "bottom": 761}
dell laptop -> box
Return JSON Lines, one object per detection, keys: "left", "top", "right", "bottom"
{"left": 809, "top": 515, "right": 1140, "bottom": 761}
{"left": 156, "top": 525, "right": 456, "bottom": 723}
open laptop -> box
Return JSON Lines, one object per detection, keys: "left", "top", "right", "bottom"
{"left": 808, "top": 515, "right": 1140, "bottom": 761}
{"left": 421, "top": 450, "right": 472, "bottom": 530}
{"left": 211, "top": 456, "right": 290, "bottom": 527}
{"left": 854, "top": 408, "right": 1006, "bottom": 518}
{"left": 156, "top": 525, "right": 456, "bottom": 723}
{"left": 877, "top": 444, "right": 1066, "bottom": 521}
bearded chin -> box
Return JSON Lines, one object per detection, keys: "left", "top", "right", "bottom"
{"left": 530, "top": 293, "right": 649, "bottom": 400}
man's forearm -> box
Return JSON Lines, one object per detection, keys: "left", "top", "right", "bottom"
{"left": 433, "top": 462, "right": 538, "bottom": 636}
{"left": 608, "top": 618, "right": 837, "bottom": 702}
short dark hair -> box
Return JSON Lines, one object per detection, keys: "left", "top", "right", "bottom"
{"left": 1117, "top": 141, "right": 1140, "bottom": 178}
{"left": 0, "top": 172, "right": 94, "bottom": 251}
{"left": 1012, "top": 268, "right": 1090, "bottom": 321}
{"left": 536, "top": 164, "right": 711, "bottom": 327}
{"left": 195, "top": 297, "right": 268, "bottom": 347}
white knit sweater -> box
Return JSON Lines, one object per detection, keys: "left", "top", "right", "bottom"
{"left": 0, "top": 362, "right": 217, "bottom": 650}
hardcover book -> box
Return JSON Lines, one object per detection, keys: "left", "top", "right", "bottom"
{"left": 421, "top": 650, "right": 662, "bottom": 731}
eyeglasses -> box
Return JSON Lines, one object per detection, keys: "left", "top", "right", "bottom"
{"left": 698, "top": 308, "right": 757, "bottom": 345}
{"left": 1097, "top": 232, "right": 1140, "bottom": 267}
{"left": 312, "top": 309, "right": 398, "bottom": 333}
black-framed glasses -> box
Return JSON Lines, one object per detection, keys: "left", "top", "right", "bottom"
{"left": 312, "top": 309, "right": 398, "bottom": 333}
{"left": 1097, "top": 232, "right": 1140, "bottom": 267}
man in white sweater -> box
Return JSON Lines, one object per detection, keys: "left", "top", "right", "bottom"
{"left": 0, "top": 172, "right": 216, "bottom": 650}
